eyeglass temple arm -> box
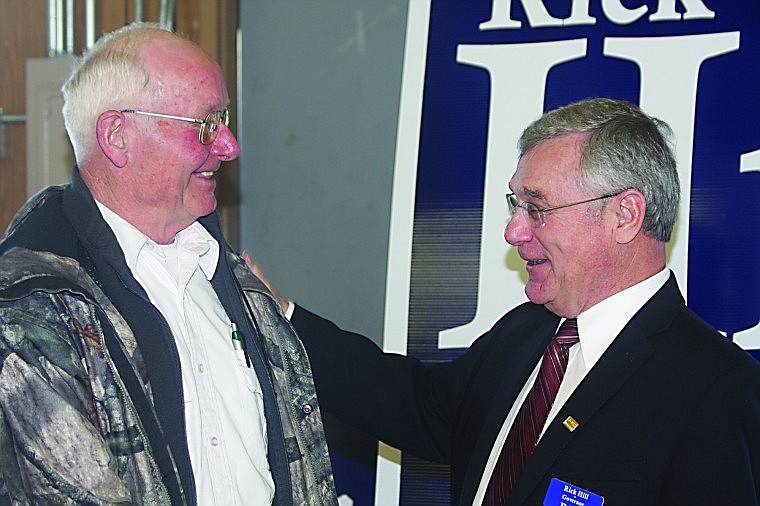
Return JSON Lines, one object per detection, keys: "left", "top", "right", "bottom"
{"left": 120, "top": 109, "right": 203, "bottom": 124}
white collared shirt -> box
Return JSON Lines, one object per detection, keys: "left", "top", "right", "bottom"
{"left": 473, "top": 268, "right": 670, "bottom": 505}
{"left": 96, "top": 202, "right": 275, "bottom": 505}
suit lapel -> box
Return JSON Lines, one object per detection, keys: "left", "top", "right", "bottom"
{"left": 506, "top": 275, "right": 684, "bottom": 505}
{"left": 458, "top": 310, "right": 559, "bottom": 504}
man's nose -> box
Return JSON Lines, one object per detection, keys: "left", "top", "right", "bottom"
{"left": 211, "top": 123, "right": 240, "bottom": 161}
{"left": 504, "top": 209, "right": 532, "bottom": 245}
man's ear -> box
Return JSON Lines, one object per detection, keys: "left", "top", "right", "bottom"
{"left": 96, "top": 110, "right": 128, "bottom": 167}
{"left": 613, "top": 189, "right": 646, "bottom": 244}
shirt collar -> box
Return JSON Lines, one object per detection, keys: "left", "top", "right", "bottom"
{"left": 95, "top": 200, "right": 219, "bottom": 280}
{"left": 574, "top": 267, "right": 670, "bottom": 370}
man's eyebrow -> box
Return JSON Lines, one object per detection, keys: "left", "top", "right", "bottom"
{"left": 522, "top": 187, "right": 546, "bottom": 200}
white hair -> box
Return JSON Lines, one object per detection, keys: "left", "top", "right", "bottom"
{"left": 61, "top": 22, "right": 175, "bottom": 163}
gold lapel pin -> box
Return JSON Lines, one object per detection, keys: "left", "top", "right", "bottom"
{"left": 563, "top": 416, "right": 579, "bottom": 432}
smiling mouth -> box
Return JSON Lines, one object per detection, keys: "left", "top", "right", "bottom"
{"left": 197, "top": 171, "right": 215, "bottom": 178}
{"left": 527, "top": 259, "right": 547, "bottom": 266}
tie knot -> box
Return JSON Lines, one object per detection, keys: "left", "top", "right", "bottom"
{"left": 554, "top": 318, "right": 579, "bottom": 347}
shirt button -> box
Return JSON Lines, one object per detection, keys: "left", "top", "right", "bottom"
{"left": 197, "top": 363, "right": 205, "bottom": 374}
{"left": 302, "top": 404, "right": 313, "bottom": 415}
{"left": 210, "top": 437, "right": 219, "bottom": 447}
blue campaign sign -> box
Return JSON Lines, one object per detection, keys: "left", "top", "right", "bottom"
{"left": 374, "top": 0, "right": 760, "bottom": 503}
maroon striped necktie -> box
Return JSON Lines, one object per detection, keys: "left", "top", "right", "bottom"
{"left": 482, "top": 318, "right": 579, "bottom": 506}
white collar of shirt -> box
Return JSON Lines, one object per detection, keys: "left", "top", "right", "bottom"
{"left": 574, "top": 267, "right": 670, "bottom": 370}
{"left": 94, "top": 200, "right": 219, "bottom": 283}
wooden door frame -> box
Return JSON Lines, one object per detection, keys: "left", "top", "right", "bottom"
{"left": 0, "top": 1, "right": 47, "bottom": 234}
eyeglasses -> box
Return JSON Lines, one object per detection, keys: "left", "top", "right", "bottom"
{"left": 120, "top": 107, "right": 230, "bottom": 145}
{"left": 506, "top": 191, "right": 620, "bottom": 228}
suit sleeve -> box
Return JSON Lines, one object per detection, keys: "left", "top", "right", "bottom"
{"left": 292, "top": 305, "right": 461, "bottom": 464}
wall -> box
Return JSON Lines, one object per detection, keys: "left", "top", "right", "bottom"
{"left": 239, "top": 1, "right": 409, "bottom": 343}
{"left": 0, "top": 0, "right": 47, "bottom": 233}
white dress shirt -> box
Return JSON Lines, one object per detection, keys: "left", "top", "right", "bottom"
{"left": 473, "top": 268, "right": 670, "bottom": 505}
{"left": 96, "top": 202, "right": 275, "bottom": 505}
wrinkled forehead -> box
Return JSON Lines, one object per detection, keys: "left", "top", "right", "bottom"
{"left": 509, "top": 133, "right": 587, "bottom": 197}
{"left": 140, "top": 36, "right": 226, "bottom": 103}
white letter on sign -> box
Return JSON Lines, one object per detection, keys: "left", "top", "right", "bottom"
{"left": 605, "top": 31, "right": 740, "bottom": 295}
{"left": 442, "top": 39, "right": 587, "bottom": 349}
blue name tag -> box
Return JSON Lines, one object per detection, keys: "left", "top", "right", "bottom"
{"left": 543, "top": 478, "right": 604, "bottom": 506}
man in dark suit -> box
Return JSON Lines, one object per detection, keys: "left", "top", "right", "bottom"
{"left": 254, "top": 98, "right": 760, "bottom": 505}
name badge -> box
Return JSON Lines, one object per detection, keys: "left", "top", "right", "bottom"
{"left": 543, "top": 478, "right": 604, "bottom": 506}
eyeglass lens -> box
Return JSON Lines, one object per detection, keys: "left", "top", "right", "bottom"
{"left": 199, "top": 109, "right": 230, "bottom": 145}
{"left": 506, "top": 193, "right": 544, "bottom": 227}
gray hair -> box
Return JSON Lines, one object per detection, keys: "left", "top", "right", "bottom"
{"left": 518, "top": 98, "right": 679, "bottom": 242}
{"left": 61, "top": 22, "right": 175, "bottom": 164}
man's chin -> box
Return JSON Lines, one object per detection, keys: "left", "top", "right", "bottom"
{"left": 524, "top": 280, "right": 549, "bottom": 305}
{"left": 195, "top": 198, "right": 217, "bottom": 218}
{"left": 525, "top": 285, "right": 566, "bottom": 317}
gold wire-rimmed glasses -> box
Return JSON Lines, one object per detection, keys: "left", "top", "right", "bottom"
{"left": 120, "top": 107, "right": 230, "bottom": 145}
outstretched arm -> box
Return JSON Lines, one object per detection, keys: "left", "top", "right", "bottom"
{"left": 241, "top": 251, "right": 456, "bottom": 463}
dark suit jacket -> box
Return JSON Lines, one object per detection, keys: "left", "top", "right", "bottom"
{"left": 293, "top": 274, "right": 760, "bottom": 505}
